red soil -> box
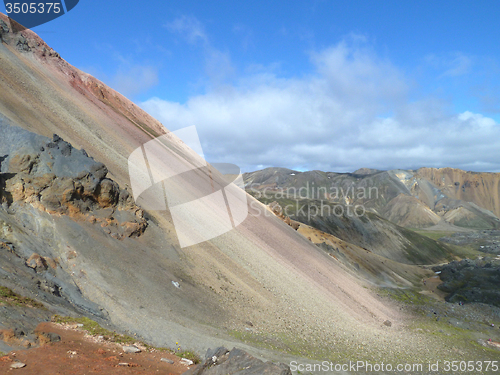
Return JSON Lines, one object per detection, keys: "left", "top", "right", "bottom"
{"left": 0, "top": 323, "right": 194, "bottom": 374}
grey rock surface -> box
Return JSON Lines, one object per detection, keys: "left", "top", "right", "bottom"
{"left": 0, "top": 121, "right": 147, "bottom": 239}
{"left": 183, "top": 347, "right": 291, "bottom": 375}
{"left": 434, "top": 257, "right": 500, "bottom": 307}
{"left": 122, "top": 345, "right": 141, "bottom": 353}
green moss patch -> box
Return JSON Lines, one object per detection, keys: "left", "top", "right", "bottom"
{"left": 412, "top": 230, "right": 455, "bottom": 241}
{"left": 176, "top": 350, "right": 201, "bottom": 364}
{"left": 51, "top": 315, "right": 136, "bottom": 344}
{"left": 377, "top": 287, "right": 435, "bottom": 306}
{"left": 0, "top": 286, "right": 45, "bottom": 309}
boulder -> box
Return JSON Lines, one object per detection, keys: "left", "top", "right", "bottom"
{"left": 122, "top": 345, "right": 141, "bottom": 353}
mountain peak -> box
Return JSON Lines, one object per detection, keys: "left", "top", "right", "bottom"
{"left": 0, "top": 13, "right": 60, "bottom": 57}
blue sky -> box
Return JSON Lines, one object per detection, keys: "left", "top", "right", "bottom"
{"left": 5, "top": 1, "right": 500, "bottom": 172}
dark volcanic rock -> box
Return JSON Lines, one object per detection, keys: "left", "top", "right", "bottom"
{"left": 183, "top": 347, "right": 291, "bottom": 375}
{"left": 0, "top": 19, "right": 9, "bottom": 42}
{"left": 36, "top": 331, "right": 61, "bottom": 343}
{"left": 0, "top": 122, "right": 147, "bottom": 239}
{"left": 434, "top": 258, "right": 500, "bottom": 307}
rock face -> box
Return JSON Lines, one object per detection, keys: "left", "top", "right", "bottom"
{"left": 0, "top": 124, "right": 147, "bottom": 240}
{"left": 0, "top": 123, "right": 150, "bottom": 351}
{"left": 268, "top": 201, "right": 300, "bottom": 230}
{"left": 434, "top": 258, "right": 500, "bottom": 307}
{"left": 0, "top": 16, "right": 61, "bottom": 57}
{"left": 183, "top": 347, "right": 291, "bottom": 375}
{"left": 0, "top": 326, "right": 60, "bottom": 350}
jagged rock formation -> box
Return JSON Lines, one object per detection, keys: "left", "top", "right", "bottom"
{"left": 0, "top": 325, "right": 60, "bottom": 350}
{"left": 0, "top": 123, "right": 149, "bottom": 353}
{"left": 0, "top": 124, "right": 147, "bottom": 240}
{"left": 267, "top": 201, "right": 300, "bottom": 230}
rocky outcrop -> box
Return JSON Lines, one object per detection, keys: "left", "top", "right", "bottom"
{"left": 0, "top": 125, "right": 147, "bottom": 240}
{"left": 183, "top": 347, "right": 291, "bottom": 375}
{"left": 0, "top": 15, "right": 60, "bottom": 57}
{"left": 0, "top": 326, "right": 60, "bottom": 350}
{"left": 268, "top": 201, "right": 300, "bottom": 230}
{"left": 434, "top": 258, "right": 500, "bottom": 307}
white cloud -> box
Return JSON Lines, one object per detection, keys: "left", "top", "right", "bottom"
{"left": 141, "top": 39, "right": 500, "bottom": 173}
{"left": 443, "top": 53, "right": 473, "bottom": 77}
{"left": 165, "top": 15, "right": 208, "bottom": 45}
{"left": 425, "top": 52, "right": 473, "bottom": 77}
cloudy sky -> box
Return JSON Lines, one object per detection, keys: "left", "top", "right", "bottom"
{"left": 13, "top": 1, "right": 500, "bottom": 172}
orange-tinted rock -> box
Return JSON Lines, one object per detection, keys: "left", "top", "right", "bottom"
{"left": 26, "top": 254, "right": 48, "bottom": 271}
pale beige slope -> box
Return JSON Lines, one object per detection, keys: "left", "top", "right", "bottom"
{"left": 382, "top": 194, "right": 441, "bottom": 228}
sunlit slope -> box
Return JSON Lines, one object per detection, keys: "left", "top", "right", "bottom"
{"left": 0, "top": 14, "right": 439, "bottom": 362}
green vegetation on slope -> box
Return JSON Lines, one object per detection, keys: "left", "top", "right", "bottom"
{"left": 176, "top": 350, "right": 201, "bottom": 364}
{"left": 51, "top": 315, "right": 137, "bottom": 344}
{"left": 399, "top": 227, "right": 455, "bottom": 264}
{"left": 51, "top": 315, "right": 201, "bottom": 363}
{"left": 0, "top": 286, "right": 45, "bottom": 309}
{"left": 412, "top": 230, "right": 456, "bottom": 241}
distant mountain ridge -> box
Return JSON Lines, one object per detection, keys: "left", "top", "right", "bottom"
{"left": 244, "top": 167, "right": 500, "bottom": 230}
